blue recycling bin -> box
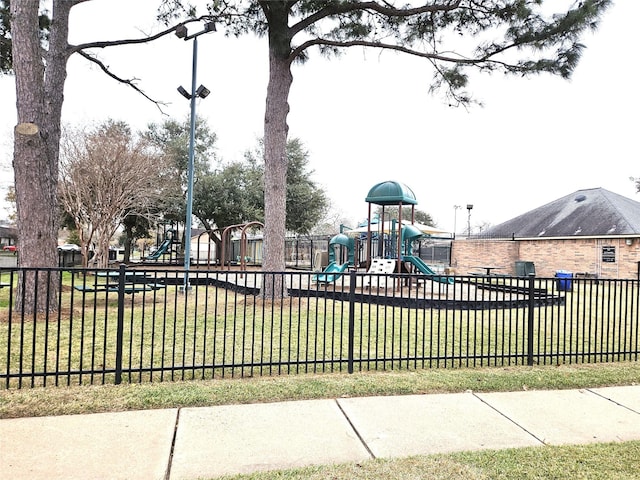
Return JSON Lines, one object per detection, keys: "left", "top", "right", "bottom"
{"left": 555, "top": 270, "right": 573, "bottom": 292}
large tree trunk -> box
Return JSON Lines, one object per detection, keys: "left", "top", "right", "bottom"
{"left": 261, "top": 3, "right": 293, "bottom": 298}
{"left": 122, "top": 222, "right": 134, "bottom": 263}
{"left": 11, "top": 0, "right": 70, "bottom": 313}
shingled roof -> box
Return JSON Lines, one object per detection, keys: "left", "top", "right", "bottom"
{"left": 484, "top": 188, "right": 640, "bottom": 238}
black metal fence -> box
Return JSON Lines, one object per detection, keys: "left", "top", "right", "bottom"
{"left": 1, "top": 265, "right": 638, "bottom": 389}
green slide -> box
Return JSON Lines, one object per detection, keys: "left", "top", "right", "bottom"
{"left": 313, "top": 262, "right": 348, "bottom": 283}
{"left": 144, "top": 237, "right": 172, "bottom": 261}
{"left": 403, "top": 255, "right": 454, "bottom": 284}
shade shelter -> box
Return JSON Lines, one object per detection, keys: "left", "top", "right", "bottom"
{"left": 364, "top": 180, "right": 418, "bottom": 272}
{"left": 346, "top": 220, "right": 449, "bottom": 237}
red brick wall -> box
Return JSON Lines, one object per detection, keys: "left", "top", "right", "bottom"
{"left": 451, "top": 238, "right": 640, "bottom": 279}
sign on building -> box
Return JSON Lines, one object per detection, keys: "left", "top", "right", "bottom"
{"left": 602, "top": 246, "right": 616, "bottom": 263}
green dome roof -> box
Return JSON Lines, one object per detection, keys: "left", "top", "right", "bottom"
{"left": 402, "top": 224, "right": 423, "bottom": 242}
{"left": 329, "top": 233, "right": 352, "bottom": 247}
{"left": 365, "top": 181, "right": 418, "bottom": 205}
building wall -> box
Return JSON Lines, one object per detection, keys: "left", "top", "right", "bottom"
{"left": 450, "top": 239, "right": 518, "bottom": 275}
{"left": 451, "top": 237, "right": 640, "bottom": 279}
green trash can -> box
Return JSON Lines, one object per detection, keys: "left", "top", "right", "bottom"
{"left": 555, "top": 270, "right": 573, "bottom": 291}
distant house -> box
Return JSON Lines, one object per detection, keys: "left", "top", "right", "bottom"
{"left": 0, "top": 225, "right": 18, "bottom": 249}
{"left": 451, "top": 188, "right": 640, "bottom": 279}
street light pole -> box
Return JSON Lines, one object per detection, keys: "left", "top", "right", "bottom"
{"left": 453, "top": 205, "right": 461, "bottom": 239}
{"left": 183, "top": 36, "right": 198, "bottom": 291}
{"left": 176, "top": 22, "right": 215, "bottom": 292}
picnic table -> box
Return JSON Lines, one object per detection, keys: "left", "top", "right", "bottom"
{"left": 74, "top": 270, "right": 165, "bottom": 294}
{"left": 96, "top": 271, "right": 154, "bottom": 283}
{"left": 74, "top": 283, "right": 165, "bottom": 294}
{"left": 471, "top": 266, "right": 504, "bottom": 275}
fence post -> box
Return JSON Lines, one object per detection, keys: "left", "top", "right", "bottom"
{"left": 114, "top": 263, "right": 127, "bottom": 384}
{"left": 527, "top": 273, "right": 535, "bottom": 366}
{"left": 347, "top": 270, "right": 356, "bottom": 374}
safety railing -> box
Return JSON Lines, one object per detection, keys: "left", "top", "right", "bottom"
{"left": 1, "top": 266, "right": 638, "bottom": 388}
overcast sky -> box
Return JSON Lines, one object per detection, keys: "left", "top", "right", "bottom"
{"left": 1, "top": 1, "right": 638, "bottom": 233}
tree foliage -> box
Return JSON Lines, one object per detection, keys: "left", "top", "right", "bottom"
{"left": 281, "top": 138, "right": 329, "bottom": 234}
{"left": 3, "top": 185, "right": 16, "bottom": 224}
{"left": 3, "top": 1, "right": 208, "bottom": 306}
{"left": 59, "top": 120, "right": 166, "bottom": 268}
{"left": 120, "top": 213, "right": 154, "bottom": 263}
{"left": 146, "top": 115, "right": 328, "bottom": 252}
{"left": 144, "top": 116, "right": 219, "bottom": 226}
{"left": 241, "top": 137, "right": 329, "bottom": 234}
{"left": 0, "top": 0, "right": 50, "bottom": 73}
{"left": 193, "top": 135, "right": 327, "bottom": 262}
{"left": 194, "top": 160, "right": 263, "bottom": 232}
{"left": 160, "top": 1, "right": 611, "bottom": 105}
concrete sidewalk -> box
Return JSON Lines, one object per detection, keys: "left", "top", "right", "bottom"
{"left": 2, "top": 386, "right": 640, "bottom": 480}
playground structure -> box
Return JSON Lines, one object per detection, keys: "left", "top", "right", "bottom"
{"left": 315, "top": 180, "right": 453, "bottom": 285}
{"left": 126, "top": 182, "right": 560, "bottom": 310}
{"left": 194, "top": 230, "right": 218, "bottom": 266}
{"left": 220, "top": 222, "right": 264, "bottom": 272}
{"left": 143, "top": 228, "right": 179, "bottom": 263}
{"left": 400, "top": 224, "right": 454, "bottom": 284}
{"left": 312, "top": 232, "right": 355, "bottom": 283}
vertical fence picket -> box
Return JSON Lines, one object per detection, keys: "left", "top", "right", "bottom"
{"left": 527, "top": 273, "right": 535, "bottom": 366}
{"left": 347, "top": 271, "right": 356, "bottom": 374}
{"left": 113, "top": 264, "right": 126, "bottom": 385}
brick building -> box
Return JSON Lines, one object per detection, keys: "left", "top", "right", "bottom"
{"left": 450, "top": 188, "right": 640, "bottom": 279}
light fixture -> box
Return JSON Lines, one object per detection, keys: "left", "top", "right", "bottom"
{"left": 175, "top": 21, "right": 216, "bottom": 40}
{"left": 626, "top": 238, "right": 633, "bottom": 246}
{"left": 195, "top": 85, "right": 210, "bottom": 98}
{"left": 177, "top": 86, "right": 191, "bottom": 99}
{"left": 175, "top": 24, "right": 187, "bottom": 39}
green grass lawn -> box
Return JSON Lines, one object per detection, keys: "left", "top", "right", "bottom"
{"left": 212, "top": 441, "right": 640, "bottom": 479}
{"left": 1, "top": 361, "right": 639, "bottom": 418}
{"left": 2, "top": 363, "right": 639, "bottom": 479}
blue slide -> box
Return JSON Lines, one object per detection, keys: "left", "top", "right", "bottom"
{"left": 313, "top": 262, "right": 348, "bottom": 283}
{"left": 403, "top": 255, "right": 454, "bottom": 284}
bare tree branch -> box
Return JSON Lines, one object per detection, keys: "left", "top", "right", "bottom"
{"left": 67, "top": 16, "right": 216, "bottom": 112}
{"left": 68, "top": 16, "right": 215, "bottom": 53}
{"left": 76, "top": 50, "right": 169, "bottom": 114}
